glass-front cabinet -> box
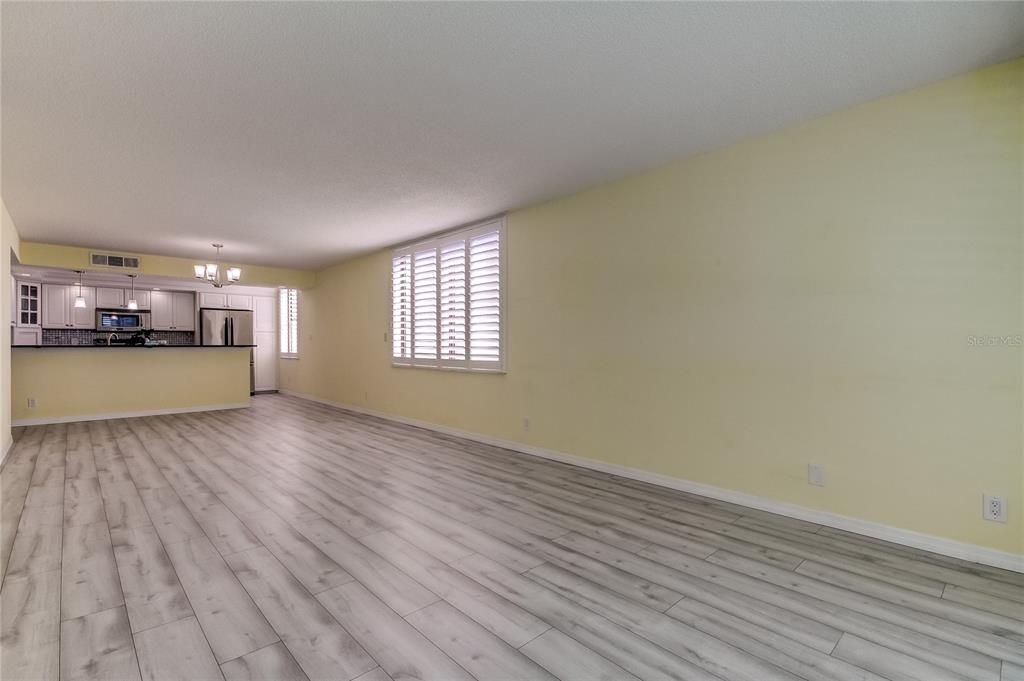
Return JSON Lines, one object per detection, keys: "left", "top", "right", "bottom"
{"left": 16, "top": 281, "right": 40, "bottom": 327}
{"left": 12, "top": 279, "right": 42, "bottom": 345}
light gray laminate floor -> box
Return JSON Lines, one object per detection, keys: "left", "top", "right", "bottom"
{"left": 1, "top": 394, "right": 1022, "bottom": 681}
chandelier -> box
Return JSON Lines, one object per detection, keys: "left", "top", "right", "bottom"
{"left": 194, "top": 243, "right": 241, "bottom": 288}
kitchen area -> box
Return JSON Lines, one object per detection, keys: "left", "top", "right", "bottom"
{"left": 9, "top": 263, "right": 283, "bottom": 424}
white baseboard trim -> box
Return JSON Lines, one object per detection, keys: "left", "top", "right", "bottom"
{"left": 12, "top": 401, "right": 252, "bottom": 427}
{"left": 281, "top": 389, "right": 1024, "bottom": 573}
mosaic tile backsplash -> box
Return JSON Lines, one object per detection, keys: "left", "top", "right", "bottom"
{"left": 41, "top": 329, "right": 196, "bottom": 346}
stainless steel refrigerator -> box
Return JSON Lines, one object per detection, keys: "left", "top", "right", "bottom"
{"left": 199, "top": 308, "right": 255, "bottom": 395}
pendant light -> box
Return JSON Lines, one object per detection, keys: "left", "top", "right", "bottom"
{"left": 194, "top": 243, "right": 241, "bottom": 288}
{"left": 126, "top": 274, "right": 139, "bottom": 310}
{"left": 73, "top": 270, "right": 87, "bottom": 308}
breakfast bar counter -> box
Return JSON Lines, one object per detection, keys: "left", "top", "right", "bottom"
{"left": 11, "top": 346, "right": 252, "bottom": 424}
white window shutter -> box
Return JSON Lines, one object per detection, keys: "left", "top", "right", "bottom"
{"left": 440, "top": 240, "right": 467, "bottom": 361}
{"left": 288, "top": 291, "right": 299, "bottom": 355}
{"left": 391, "top": 254, "right": 412, "bottom": 359}
{"left": 469, "top": 229, "right": 501, "bottom": 363}
{"left": 279, "top": 288, "right": 299, "bottom": 356}
{"left": 413, "top": 247, "right": 438, "bottom": 360}
{"left": 391, "top": 218, "right": 503, "bottom": 370}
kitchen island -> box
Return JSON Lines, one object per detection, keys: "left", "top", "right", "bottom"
{"left": 11, "top": 345, "right": 253, "bottom": 424}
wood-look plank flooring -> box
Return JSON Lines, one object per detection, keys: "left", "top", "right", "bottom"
{"left": 2, "top": 394, "right": 1023, "bottom": 681}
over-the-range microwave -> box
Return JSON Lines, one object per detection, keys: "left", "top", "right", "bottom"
{"left": 96, "top": 309, "right": 151, "bottom": 331}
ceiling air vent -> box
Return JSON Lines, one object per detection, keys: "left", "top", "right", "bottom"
{"left": 90, "top": 252, "right": 141, "bottom": 269}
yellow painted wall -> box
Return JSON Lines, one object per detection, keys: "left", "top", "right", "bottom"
{"left": 2, "top": 201, "right": 23, "bottom": 459}
{"left": 18, "top": 242, "right": 315, "bottom": 290}
{"left": 12, "top": 347, "right": 250, "bottom": 422}
{"left": 282, "top": 59, "right": 1024, "bottom": 555}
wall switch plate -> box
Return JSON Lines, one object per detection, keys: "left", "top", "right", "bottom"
{"left": 26, "top": 398, "right": 36, "bottom": 409}
{"left": 983, "top": 495, "right": 1007, "bottom": 523}
{"left": 808, "top": 464, "right": 825, "bottom": 487}
{"left": 522, "top": 417, "right": 531, "bottom": 432}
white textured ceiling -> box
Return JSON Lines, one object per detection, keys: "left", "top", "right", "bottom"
{"left": 3, "top": 2, "right": 1022, "bottom": 269}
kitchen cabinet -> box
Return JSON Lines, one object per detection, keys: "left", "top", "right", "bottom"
{"left": 70, "top": 288, "right": 96, "bottom": 328}
{"left": 252, "top": 295, "right": 277, "bottom": 390}
{"left": 96, "top": 287, "right": 152, "bottom": 310}
{"left": 42, "top": 284, "right": 95, "bottom": 329}
{"left": 12, "top": 327, "right": 41, "bottom": 345}
{"left": 253, "top": 296, "right": 275, "bottom": 333}
{"left": 42, "top": 285, "right": 67, "bottom": 328}
{"left": 199, "top": 292, "right": 226, "bottom": 309}
{"left": 14, "top": 280, "right": 41, "bottom": 327}
{"left": 150, "top": 291, "right": 172, "bottom": 329}
{"left": 151, "top": 291, "right": 195, "bottom": 331}
{"left": 95, "top": 287, "right": 124, "bottom": 309}
{"left": 199, "top": 292, "right": 252, "bottom": 310}
{"left": 131, "top": 290, "right": 152, "bottom": 310}
{"left": 172, "top": 292, "right": 195, "bottom": 331}
{"left": 227, "top": 294, "right": 252, "bottom": 310}
{"left": 253, "top": 332, "right": 277, "bottom": 390}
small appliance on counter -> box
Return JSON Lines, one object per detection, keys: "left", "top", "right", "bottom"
{"left": 128, "top": 329, "right": 167, "bottom": 346}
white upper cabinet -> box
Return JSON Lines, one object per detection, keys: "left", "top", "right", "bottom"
{"left": 70, "top": 287, "right": 95, "bottom": 328}
{"left": 199, "top": 292, "right": 226, "bottom": 309}
{"left": 42, "top": 284, "right": 95, "bottom": 328}
{"left": 15, "top": 280, "right": 41, "bottom": 327}
{"left": 226, "top": 294, "right": 252, "bottom": 310}
{"left": 150, "top": 290, "right": 173, "bottom": 329}
{"left": 172, "top": 292, "right": 195, "bottom": 331}
{"left": 96, "top": 286, "right": 152, "bottom": 309}
{"left": 95, "top": 287, "right": 124, "bottom": 309}
{"left": 151, "top": 291, "right": 195, "bottom": 331}
{"left": 42, "top": 284, "right": 69, "bottom": 328}
{"left": 131, "top": 290, "right": 152, "bottom": 310}
{"left": 198, "top": 291, "right": 251, "bottom": 310}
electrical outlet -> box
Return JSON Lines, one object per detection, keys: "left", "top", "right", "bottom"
{"left": 983, "top": 495, "right": 1007, "bottom": 523}
{"left": 522, "top": 417, "right": 530, "bottom": 432}
{"left": 808, "top": 464, "right": 825, "bottom": 487}
{"left": 26, "top": 398, "right": 36, "bottom": 409}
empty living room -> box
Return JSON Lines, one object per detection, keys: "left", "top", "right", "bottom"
{"left": 1, "top": 2, "right": 1022, "bottom": 680}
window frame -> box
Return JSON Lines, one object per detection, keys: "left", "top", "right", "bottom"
{"left": 390, "top": 217, "right": 506, "bottom": 373}
{"left": 279, "top": 287, "right": 299, "bottom": 359}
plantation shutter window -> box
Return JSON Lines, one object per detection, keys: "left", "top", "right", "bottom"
{"left": 391, "top": 254, "right": 412, "bottom": 359}
{"left": 413, "top": 247, "right": 439, "bottom": 360}
{"left": 391, "top": 218, "right": 504, "bottom": 371}
{"left": 279, "top": 288, "right": 299, "bottom": 357}
{"left": 469, "top": 230, "right": 501, "bottom": 362}
{"left": 439, "top": 240, "right": 467, "bottom": 361}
